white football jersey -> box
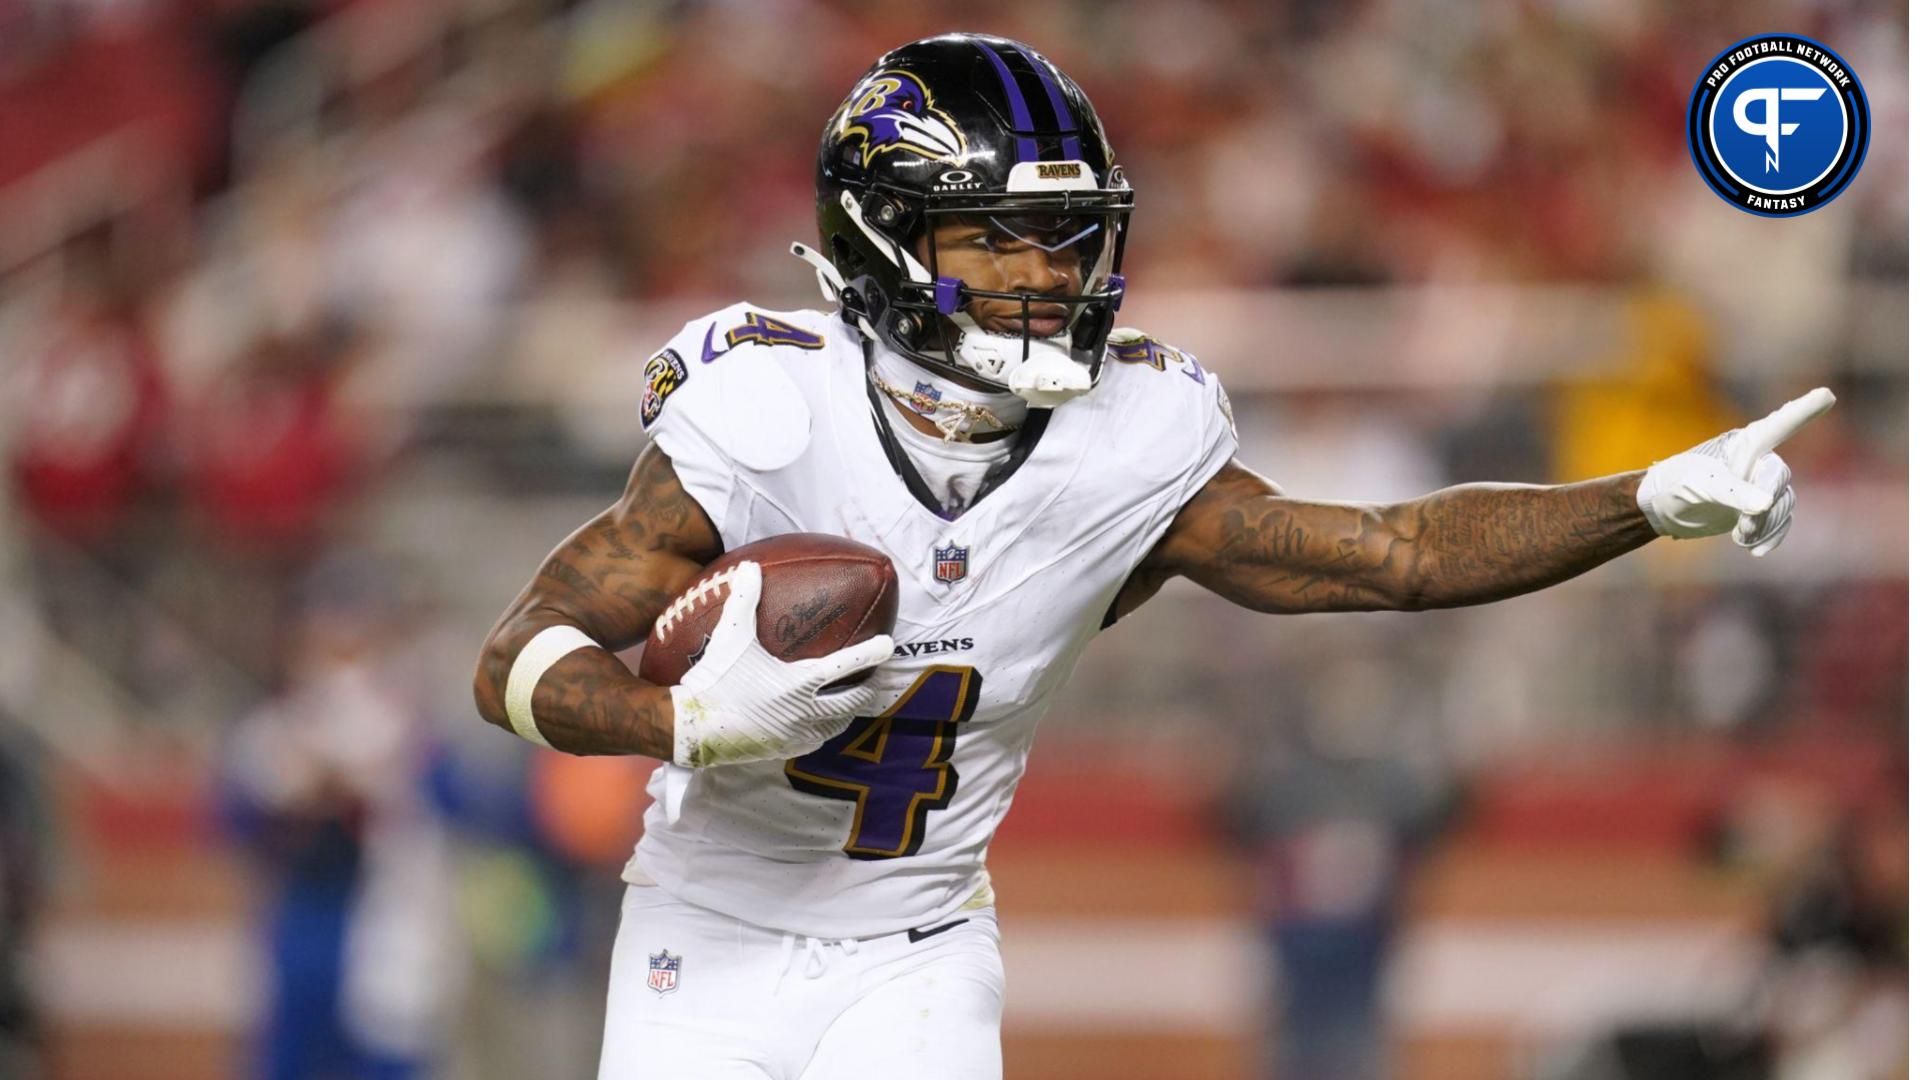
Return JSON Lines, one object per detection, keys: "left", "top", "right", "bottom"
{"left": 626, "top": 303, "right": 1237, "bottom": 939}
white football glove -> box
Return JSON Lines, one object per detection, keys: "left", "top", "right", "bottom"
{"left": 668, "top": 561, "right": 893, "bottom": 768}
{"left": 1637, "top": 388, "right": 1834, "bottom": 557}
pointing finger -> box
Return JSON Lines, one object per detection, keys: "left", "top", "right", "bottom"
{"left": 1731, "top": 388, "right": 1835, "bottom": 476}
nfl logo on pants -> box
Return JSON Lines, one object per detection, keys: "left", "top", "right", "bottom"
{"left": 647, "top": 950, "right": 680, "bottom": 995}
{"left": 933, "top": 542, "right": 968, "bottom": 585}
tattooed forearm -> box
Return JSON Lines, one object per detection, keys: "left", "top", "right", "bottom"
{"left": 1390, "top": 475, "right": 1656, "bottom": 609}
{"left": 1155, "top": 460, "right": 1656, "bottom": 614}
{"left": 522, "top": 648, "right": 677, "bottom": 758}
{"left": 472, "top": 444, "right": 723, "bottom": 757}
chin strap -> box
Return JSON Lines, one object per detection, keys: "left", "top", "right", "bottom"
{"left": 788, "top": 242, "right": 844, "bottom": 300}
{"left": 791, "top": 243, "right": 881, "bottom": 342}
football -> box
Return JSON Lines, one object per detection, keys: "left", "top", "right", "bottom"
{"left": 638, "top": 533, "right": 899, "bottom": 687}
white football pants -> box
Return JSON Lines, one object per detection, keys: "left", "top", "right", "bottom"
{"left": 597, "top": 882, "right": 1004, "bottom": 1079}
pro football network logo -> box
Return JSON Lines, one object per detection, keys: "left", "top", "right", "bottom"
{"left": 647, "top": 949, "right": 681, "bottom": 995}
{"left": 932, "top": 542, "right": 968, "bottom": 585}
{"left": 1687, "top": 34, "right": 1869, "bottom": 217}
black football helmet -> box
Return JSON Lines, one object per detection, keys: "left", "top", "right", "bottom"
{"left": 802, "top": 33, "right": 1132, "bottom": 406}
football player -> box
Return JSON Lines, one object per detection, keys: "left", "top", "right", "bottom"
{"left": 473, "top": 33, "right": 1832, "bottom": 1079}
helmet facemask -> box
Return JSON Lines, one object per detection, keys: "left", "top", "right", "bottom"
{"left": 822, "top": 177, "right": 1131, "bottom": 407}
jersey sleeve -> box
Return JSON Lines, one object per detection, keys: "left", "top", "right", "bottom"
{"left": 1094, "top": 331, "right": 1242, "bottom": 628}
{"left": 637, "top": 305, "right": 816, "bottom": 541}
{"left": 1105, "top": 328, "right": 1241, "bottom": 512}
{"left": 1180, "top": 366, "right": 1240, "bottom": 508}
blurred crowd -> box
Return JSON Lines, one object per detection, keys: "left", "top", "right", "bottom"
{"left": 0, "top": 0, "right": 1906, "bottom": 1078}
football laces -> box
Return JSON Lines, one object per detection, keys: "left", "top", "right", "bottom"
{"left": 653, "top": 567, "right": 735, "bottom": 642}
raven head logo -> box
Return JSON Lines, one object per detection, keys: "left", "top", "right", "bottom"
{"left": 838, "top": 70, "right": 967, "bottom": 167}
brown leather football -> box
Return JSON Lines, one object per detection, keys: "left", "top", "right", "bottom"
{"left": 638, "top": 533, "right": 899, "bottom": 687}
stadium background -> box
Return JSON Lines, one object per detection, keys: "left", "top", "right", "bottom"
{"left": 0, "top": 0, "right": 1905, "bottom": 1077}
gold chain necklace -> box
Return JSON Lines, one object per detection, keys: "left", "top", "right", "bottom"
{"left": 868, "top": 370, "right": 1010, "bottom": 442}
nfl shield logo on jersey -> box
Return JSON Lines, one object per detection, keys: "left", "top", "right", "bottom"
{"left": 647, "top": 949, "right": 681, "bottom": 995}
{"left": 932, "top": 542, "right": 968, "bottom": 585}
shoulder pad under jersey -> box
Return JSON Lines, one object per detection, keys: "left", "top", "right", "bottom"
{"left": 1098, "top": 325, "right": 1238, "bottom": 469}
{"left": 1105, "top": 327, "right": 1210, "bottom": 382}
{"left": 640, "top": 304, "right": 829, "bottom": 472}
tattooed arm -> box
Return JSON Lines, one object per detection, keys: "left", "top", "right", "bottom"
{"left": 472, "top": 444, "right": 722, "bottom": 756}
{"left": 1134, "top": 460, "right": 1657, "bottom": 616}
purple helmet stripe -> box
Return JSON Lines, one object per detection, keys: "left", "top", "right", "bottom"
{"left": 973, "top": 40, "right": 1040, "bottom": 162}
{"left": 1009, "top": 43, "right": 1082, "bottom": 162}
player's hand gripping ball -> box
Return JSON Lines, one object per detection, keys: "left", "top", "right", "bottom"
{"left": 640, "top": 534, "right": 899, "bottom": 685}
{"left": 644, "top": 535, "right": 899, "bottom": 769}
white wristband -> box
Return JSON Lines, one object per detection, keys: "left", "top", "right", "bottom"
{"left": 504, "top": 625, "right": 601, "bottom": 749}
